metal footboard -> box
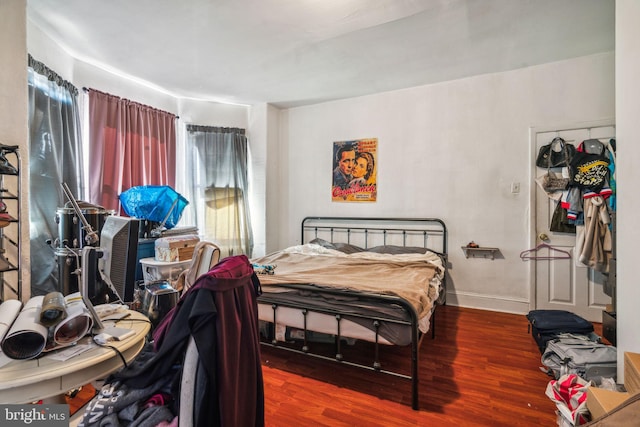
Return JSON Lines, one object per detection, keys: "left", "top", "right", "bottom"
{"left": 258, "top": 283, "right": 434, "bottom": 410}
{"left": 257, "top": 217, "right": 447, "bottom": 411}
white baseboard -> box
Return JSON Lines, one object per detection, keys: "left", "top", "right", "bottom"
{"left": 444, "top": 291, "right": 531, "bottom": 315}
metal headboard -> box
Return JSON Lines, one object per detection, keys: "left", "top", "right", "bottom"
{"left": 301, "top": 217, "right": 447, "bottom": 255}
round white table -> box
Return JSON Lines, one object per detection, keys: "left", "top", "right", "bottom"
{"left": 0, "top": 310, "right": 150, "bottom": 404}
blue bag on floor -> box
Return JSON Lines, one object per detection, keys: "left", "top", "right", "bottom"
{"left": 526, "top": 309, "right": 594, "bottom": 353}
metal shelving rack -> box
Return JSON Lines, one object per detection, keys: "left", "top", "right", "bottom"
{"left": 0, "top": 147, "right": 21, "bottom": 302}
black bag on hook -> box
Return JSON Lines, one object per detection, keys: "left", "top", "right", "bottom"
{"left": 549, "top": 202, "right": 575, "bottom": 234}
{"left": 536, "top": 137, "right": 576, "bottom": 168}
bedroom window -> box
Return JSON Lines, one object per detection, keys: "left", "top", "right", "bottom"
{"left": 183, "top": 125, "right": 254, "bottom": 258}
{"left": 27, "top": 55, "right": 84, "bottom": 297}
{"left": 85, "top": 89, "right": 177, "bottom": 213}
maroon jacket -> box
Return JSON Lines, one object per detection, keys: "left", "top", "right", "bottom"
{"left": 124, "top": 255, "right": 264, "bottom": 426}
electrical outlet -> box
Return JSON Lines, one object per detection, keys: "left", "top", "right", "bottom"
{"left": 511, "top": 182, "right": 520, "bottom": 193}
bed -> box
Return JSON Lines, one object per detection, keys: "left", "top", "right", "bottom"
{"left": 252, "top": 217, "right": 447, "bottom": 410}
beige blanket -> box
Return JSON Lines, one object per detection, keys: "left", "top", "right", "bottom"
{"left": 252, "top": 244, "right": 444, "bottom": 319}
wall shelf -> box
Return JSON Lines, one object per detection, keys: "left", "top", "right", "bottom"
{"left": 461, "top": 246, "right": 499, "bottom": 260}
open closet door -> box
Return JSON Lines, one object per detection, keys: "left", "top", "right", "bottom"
{"left": 531, "top": 122, "right": 615, "bottom": 322}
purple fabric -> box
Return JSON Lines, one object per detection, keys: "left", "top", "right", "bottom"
{"left": 153, "top": 254, "right": 254, "bottom": 347}
{"left": 151, "top": 254, "right": 264, "bottom": 426}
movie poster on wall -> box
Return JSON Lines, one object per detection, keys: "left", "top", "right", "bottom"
{"left": 332, "top": 138, "right": 377, "bottom": 202}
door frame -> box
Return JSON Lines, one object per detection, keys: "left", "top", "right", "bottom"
{"left": 527, "top": 118, "right": 616, "bottom": 312}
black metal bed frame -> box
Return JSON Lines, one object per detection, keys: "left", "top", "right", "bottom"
{"left": 257, "top": 217, "right": 448, "bottom": 410}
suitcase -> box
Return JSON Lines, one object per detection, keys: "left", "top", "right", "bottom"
{"left": 541, "top": 333, "right": 617, "bottom": 384}
{"left": 526, "top": 309, "right": 594, "bottom": 353}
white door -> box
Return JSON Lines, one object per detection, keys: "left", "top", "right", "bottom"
{"left": 532, "top": 122, "right": 615, "bottom": 322}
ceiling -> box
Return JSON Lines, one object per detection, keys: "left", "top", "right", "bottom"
{"left": 26, "top": 0, "right": 615, "bottom": 109}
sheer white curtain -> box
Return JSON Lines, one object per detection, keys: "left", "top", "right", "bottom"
{"left": 27, "top": 55, "right": 84, "bottom": 296}
{"left": 183, "top": 125, "right": 254, "bottom": 258}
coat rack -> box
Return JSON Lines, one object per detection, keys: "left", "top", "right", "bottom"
{"left": 519, "top": 243, "right": 572, "bottom": 260}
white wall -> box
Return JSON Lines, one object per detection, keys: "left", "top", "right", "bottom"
{"left": 28, "top": 23, "right": 251, "bottom": 125}
{"left": 29, "top": 19, "right": 179, "bottom": 115}
{"left": 0, "top": 0, "right": 30, "bottom": 299}
{"left": 248, "top": 103, "right": 269, "bottom": 257}
{"left": 276, "top": 53, "right": 615, "bottom": 314}
{"left": 615, "top": 0, "right": 640, "bottom": 378}
{"left": 247, "top": 102, "right": 284, "bottom": 257}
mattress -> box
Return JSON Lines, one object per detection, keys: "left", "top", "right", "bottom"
{"left": 253, "top": 243, "right": 445, "bottom": 345}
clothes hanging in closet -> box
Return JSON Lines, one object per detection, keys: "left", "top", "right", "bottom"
{"left": 577, "top": 196, "right": 612, "bottom": 273}
{"left": 538, "top": 138, "right": 616, "bottom": 271}
{"left": 569, "top": 140, "right": 614, "bottom": 271}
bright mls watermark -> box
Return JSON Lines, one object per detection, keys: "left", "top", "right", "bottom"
{"left": 0, "top": 405, "right": 68, "bottom": 426}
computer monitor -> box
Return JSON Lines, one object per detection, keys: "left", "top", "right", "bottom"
{"left": 98, "top": 216, "right": 140, "bottom": 303}
{"left": 81, "top": 246, "right": 137, "bottom": 338}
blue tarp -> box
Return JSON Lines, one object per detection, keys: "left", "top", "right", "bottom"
{"left": 119, "top": 185, "right": 188, "bottom": 229}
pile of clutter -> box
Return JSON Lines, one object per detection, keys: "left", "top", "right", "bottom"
{"left": 526, "top": 309, "right": 621, "bottom": 426}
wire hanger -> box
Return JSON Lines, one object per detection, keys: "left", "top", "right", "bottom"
{"left": 519, "top": 243, "right": 572, "bottom": 260}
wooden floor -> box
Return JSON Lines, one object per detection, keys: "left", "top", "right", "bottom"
{"left": 261, "top": 305, "right": 603, "bottom": 426}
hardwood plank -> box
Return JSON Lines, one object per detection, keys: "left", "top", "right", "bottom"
{"left": 261, "top": 305, "right": 588, "bottom": 426}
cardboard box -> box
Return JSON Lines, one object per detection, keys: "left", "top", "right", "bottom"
{"left": 587, "top": 387, "right": 630, "bottom": 420}
{"left": 155, "top": 235, "right": 199, "bottom": 262}
{"left": 586, "top": 352, "right": 640, "bottom": 421}
{"left": 625, "top": 352, "right": 640, "bottom": 395}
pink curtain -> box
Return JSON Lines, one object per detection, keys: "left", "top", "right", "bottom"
{"left": 87, "top": 89, "right": 176, "bottom": 213}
